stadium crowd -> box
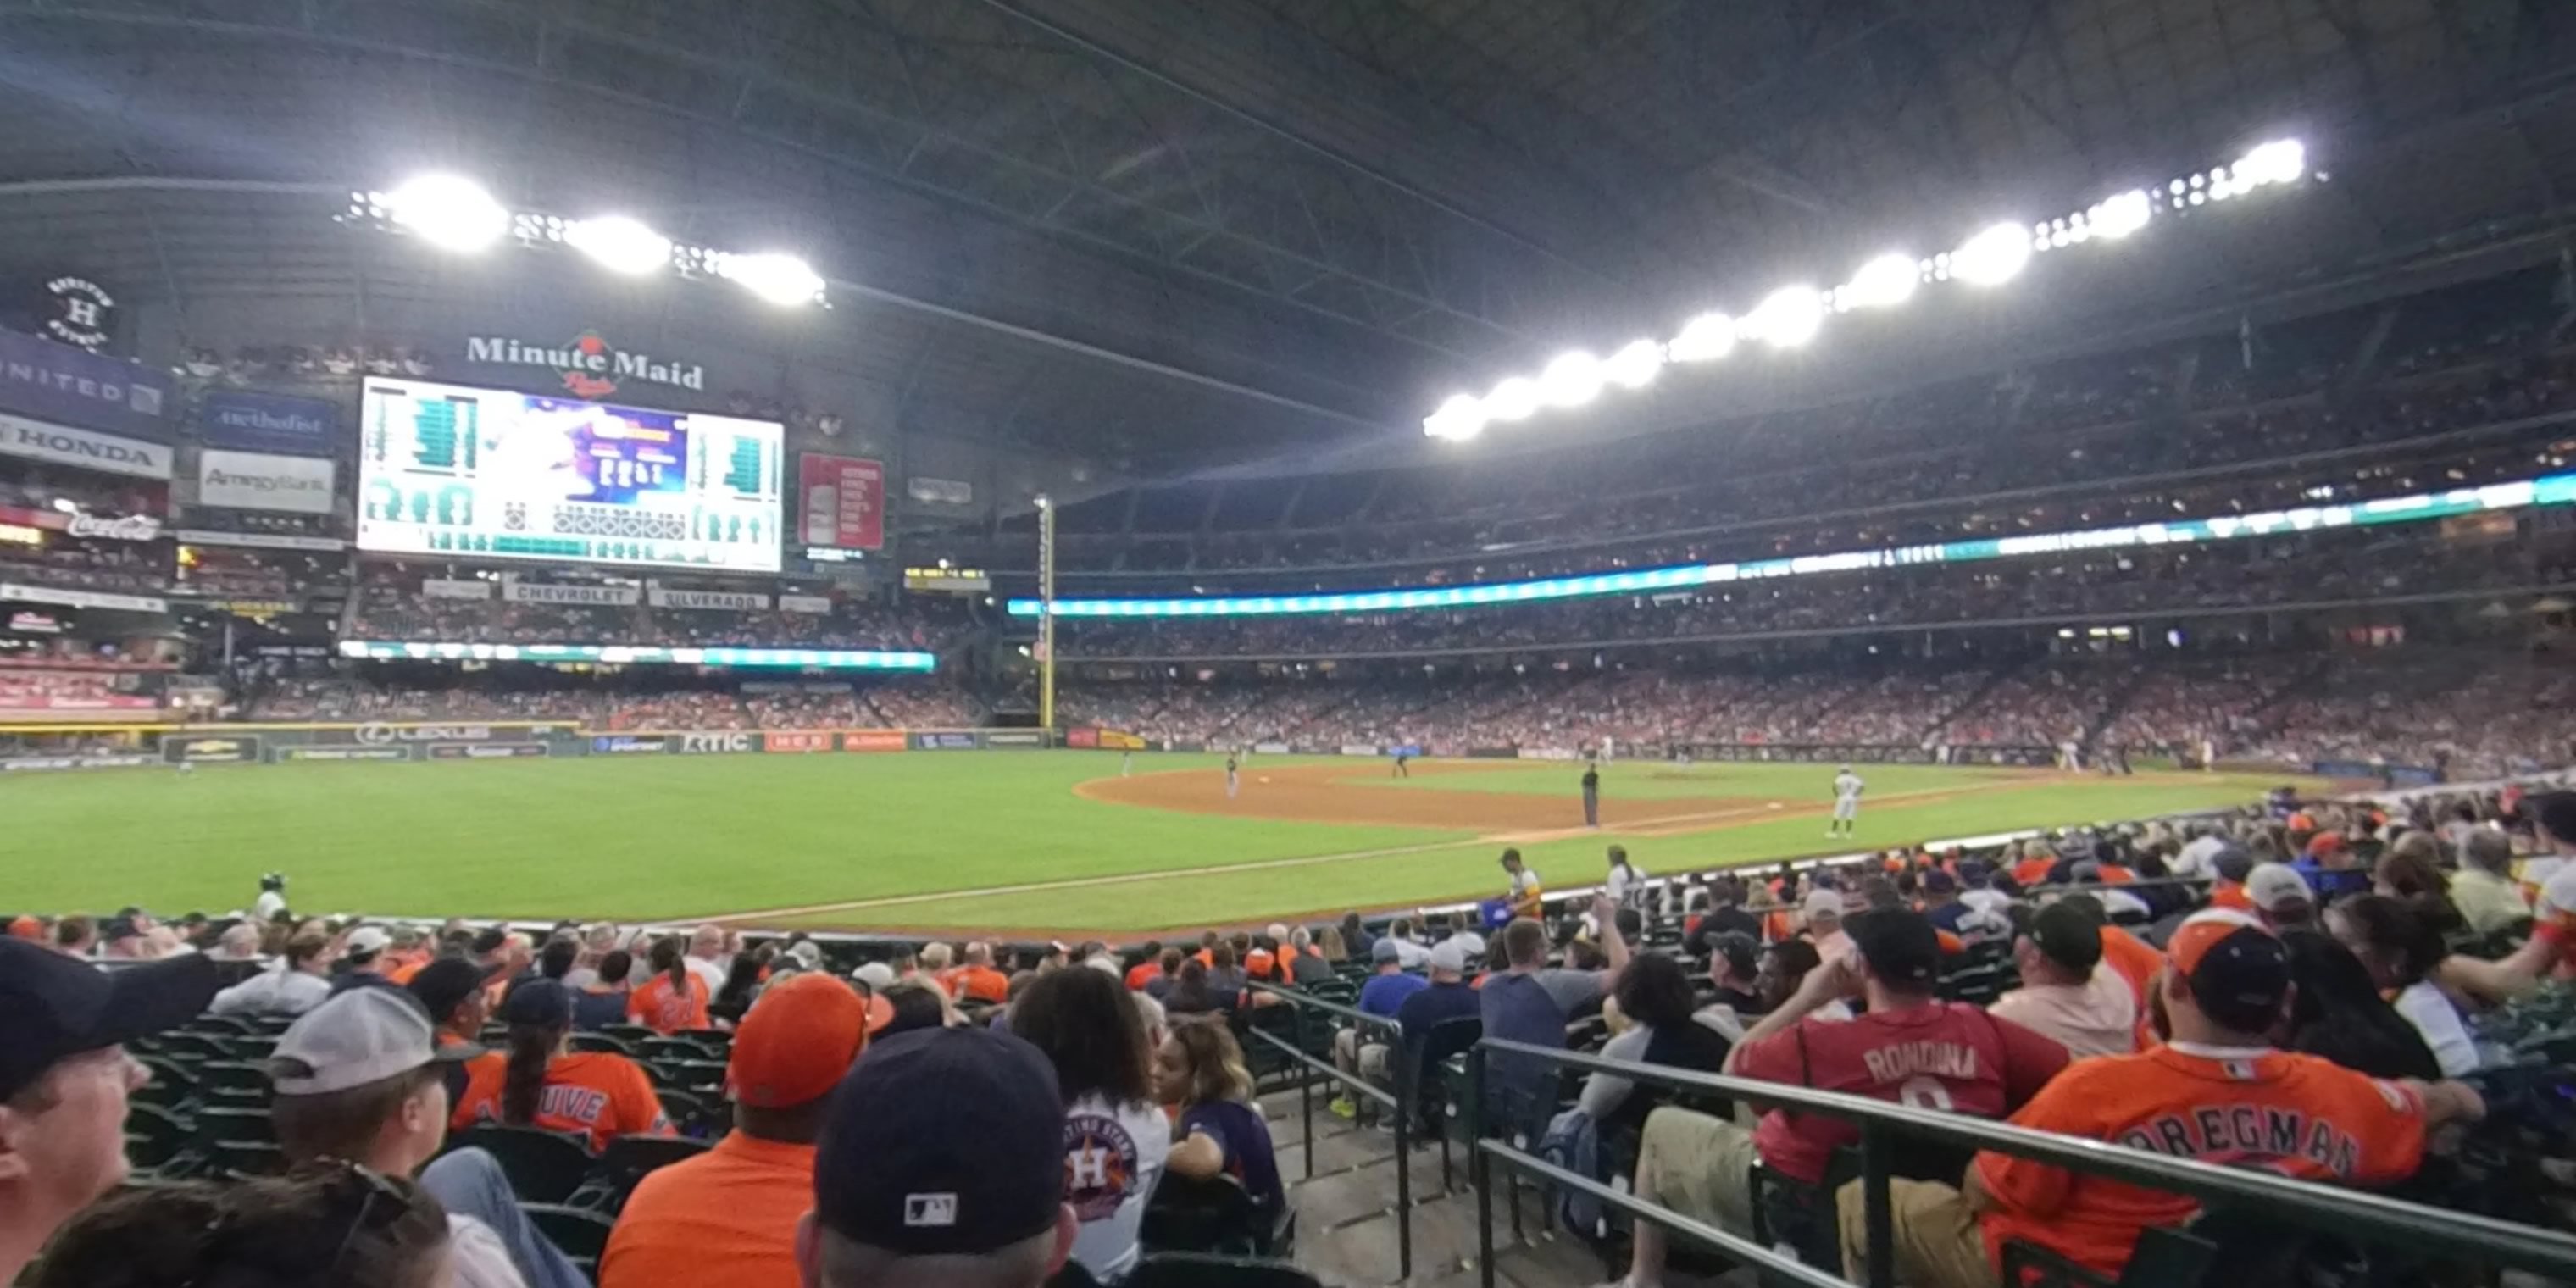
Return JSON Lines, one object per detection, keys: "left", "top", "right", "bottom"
{"left": 9, "top": 774, "right": 2576, "bottom": 1288}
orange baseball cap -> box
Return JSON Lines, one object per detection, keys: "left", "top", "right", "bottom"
{"left": 2165, "top": 909, "right": 2290, "bottom": 1030}
{"left": 730, "top": 973, "right": 870, "bottom": 1108}
{"left": 7, "top": 915, "right": 42, "bottom": 941}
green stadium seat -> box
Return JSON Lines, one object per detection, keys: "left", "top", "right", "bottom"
{"left": 452, "top": 1125, "right": 597, "bottom": 1203}
{"left": 565, "top": 1135, "right": 713, "bottom": 1213}
{"left": 197, "top": 1059, "right": 270, "bottom": 1102}
{"left": 124, "top": 1102, "right": 190, "bottom": 1174}
{"left": 519, "top": 1203, "right": 617, "bottom": 1274}
{"left": 569, "top": 1032, "right": 633, "bottom": 1055}
{"left": 1123, "top": 1252, "right": 1321, "bottom": 1288}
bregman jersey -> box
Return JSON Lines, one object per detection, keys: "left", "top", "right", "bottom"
{"left": 451, "top": 1051, "right": 673, "bottom": 1152}
{"left": 1975, "top": 1043, "right": 2426, "bottom": 1279}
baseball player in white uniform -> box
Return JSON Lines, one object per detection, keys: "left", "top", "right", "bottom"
{"left": 1829, "top": 764, "right": 1864, "bottom": 838}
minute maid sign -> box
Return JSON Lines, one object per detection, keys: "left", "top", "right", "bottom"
{"left": 464, "top": 330, "right": 705, "bottom": 401}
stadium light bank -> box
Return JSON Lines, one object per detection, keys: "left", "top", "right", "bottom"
{"left": 343, "top": 174, "right": 829, "bottom": 308}
{"left": 1424, "top": 137, "right": 2312, "bottom": 441}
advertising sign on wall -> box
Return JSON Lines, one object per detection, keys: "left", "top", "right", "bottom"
{"left": 0, "top": 412, "right": 173, "bottom": 480}
{"left": 422, "top": 578, "right": 493, "bottom": 600}
{"left": 502, "top": 582, "right": 641, "bottom": 606}
{"left": 197, "top": 450, "right": 336, "bottom": 514}
{"left": 199, "top": 391, "right": 341, "bottom": 456}
{"left": 0, "top": 325, "right": 169, "bottom": 441}
{"left": 841, "top": 730, "right": 908, "bottom": 752}
{"left": 677, "top": 731, "right": 757, "bottom": 755}
{"left": 764, "top": 730, "right": 833, "bottom": 753}
{"left": 647, "top": 588, "right": 769, "bottom": 611}
{"left": 162, "top": 735, "right": 262, "bottom": 765}
{"left": 798, "top": 454, "right": 883, "bottom": 551}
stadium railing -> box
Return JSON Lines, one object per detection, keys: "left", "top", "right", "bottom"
{"left": 1242, "top": 981, "right": 1414, "bottom": 1280}
{"left": 1463, "top": 1036, "right": 2576, "bottom": 1288}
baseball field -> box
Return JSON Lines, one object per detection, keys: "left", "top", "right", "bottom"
{"left": 3, "top": 752, "right": 2324, "bottom": 935}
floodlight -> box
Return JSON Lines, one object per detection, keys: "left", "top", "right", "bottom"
{"left": 564, "top": 215, "right": 673, "bottom": 275}
{"left": 2236, "top": 138, "right": 2306, "bottom": 186}
{"left": 1668, "top": 313, "right": 1735, "bottom": 363}
{"left": 1840, "top": 253, "right": 1918, "bottom": 309}
{"left": 1539, "top": 351, "right": 1606, "bottom": 408}
{"left": 384, "top": 174, "right": 509, "bottom": 252}
{"left": 2090, "top": 189, "right": 2151, "bottom": 240}
{"left": 1950, "top": 221, "right": 2033, "bottom": 286}
{"left": 1485, "top": 376, "right": 1541, "bottom": 421}
{"left": 1602, "top": 339, "right": 1665, "bottom": 389}
{"left": 1423, "top": 393, "right": 1487, "bottom": 441}
{"left": 1744, "top": 286, "right": 1824, "bottom": 348}
{"left": 720, "top": 252, "right": 826, "bottom": 306}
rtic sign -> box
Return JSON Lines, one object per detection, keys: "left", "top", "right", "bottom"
{"left": 679, "top": 732, "right": 755, "bottom": 755}
{"left": 465, "top": 332, "right": 705, "bottom": 400}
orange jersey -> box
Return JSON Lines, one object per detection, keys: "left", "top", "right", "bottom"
{"left": 627, "top": 974, "right": 710, "bottom": 1035}
{"left": 1124, "top": 963, "right": 1162, "bottom": 992}
{"left": 2209, "top": 881, "right": 2253, "bottom": 913}
{"left": 2012, "top": 857, "right": 2057, "bottom": 887}
{"left": 1976, "top": 1044, "right": 2426, "bottom": 1280}
{"left": 949, "top": 965, "right": 1010, "bottom": 1005}
{"left": 598, "top": 1133, "right": 813, "bottom": 1288}
{"left": 452, "top": 1051, "right": 673, "bottom": 1152}
{"left": 2096, "top": 925, "right": 2165, "bottom": 1048}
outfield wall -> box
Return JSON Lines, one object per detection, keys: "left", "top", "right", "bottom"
{"left": 0, "top": 720, "right": 1031, "bottom": 769}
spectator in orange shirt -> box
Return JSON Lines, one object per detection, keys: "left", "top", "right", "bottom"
{"left": 1841, "top": 910, "right": 2483, "bottom": 1288}
{"left": 2010, "top": 840, "right": 2059, "bottom": 888}
{"left": 628, "top": 938, "right": 711, "bottom": 1035}
{"left": 948, "top": 942, "right": 1012, "bottom": 1005}
{"left": 453, "top": 980, "right": 673, "bottom": 1152}
{"left": 1124, "top": 941, "right": 1165, "bottom": 992}
{"left": 2207, "top": 847, "right": 2257, "bottom": 912}
{"left": 600, "top": 974, "right": 870, "bottom": 1288}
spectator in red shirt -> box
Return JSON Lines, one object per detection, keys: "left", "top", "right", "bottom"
{"left": 1123, "top": 941, "right": 1164, "bottom": 992}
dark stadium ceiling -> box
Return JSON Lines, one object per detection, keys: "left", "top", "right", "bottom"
{"left": 1, "top": 0, "right": 2574, "bottom": 477}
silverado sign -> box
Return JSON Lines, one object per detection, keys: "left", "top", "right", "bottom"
{"left": 465, "top": 332, "right": 704, "bottom": 400}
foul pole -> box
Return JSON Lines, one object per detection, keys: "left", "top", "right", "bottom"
{"left": 1037, "top": 494, "right": 1057, "bottom": 732}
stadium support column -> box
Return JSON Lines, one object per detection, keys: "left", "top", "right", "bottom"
{"left": 1037, "top": 494, "right": 1058, "bottom": 734}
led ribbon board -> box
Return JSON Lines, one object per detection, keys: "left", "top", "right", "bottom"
{"left": 336, "top": 641, "right": 935, "bottom": 670}
{"left": 1008, "top": 474, "right": 2576, "bottom": 619}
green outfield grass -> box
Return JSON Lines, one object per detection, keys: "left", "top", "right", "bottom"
{"left": 3, "top": 752, "right": 2320, "bottom": 933}
{"left": 1354, "top": 760, "right": 2033, "bottom": 799}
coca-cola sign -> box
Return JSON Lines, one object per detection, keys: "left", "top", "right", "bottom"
{"left": 65, "top": 512, "right": 162, "bottom": 541}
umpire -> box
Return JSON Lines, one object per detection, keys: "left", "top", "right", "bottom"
{"left": 1581, "top": 762, "right": 1601, "bottom": 828}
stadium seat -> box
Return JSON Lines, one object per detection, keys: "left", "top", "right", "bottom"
{"left": 519, "top": 1203, "right": 617, "bottom": 1274}
{"left": 569, "top": 1032, "right": 633, "bottom": 1054}
{"left": 192, "top": 1104, "right": 274, "bottom": 1147}
{"left": 123, "top": 1102, "right": 189, "bottom": 1175}
{"left": 452, "top": 1125, "right": 597, "bottom": 1203}
{"left": 2002, "top": 1224, "right": 2223, "bottom": 1286}
{"left": 196, "top": 1059, "right": 270, "bottom": 1102}
{"left": 1123, "top": 1252, "right": 1323, "bottom": 1288}
{"left": 1141, "top": 1174, "right": 1290, "bottom": 1258}
{"left": 209, "top": 1138, "right": 285, "bottom": 1180}
{"left": 600, "top": 1024, "right": 658, "bottom": 1044}
{"left": 566, "top": 1135, "right": 713, "bottom": 1213}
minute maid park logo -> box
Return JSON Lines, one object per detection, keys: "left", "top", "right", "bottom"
{"left": 464, "top": 330, "right": 704, "bottom": 401}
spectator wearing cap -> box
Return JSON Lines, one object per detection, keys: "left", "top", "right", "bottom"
{"left": 268, "top": 988, "right": 583, "bottom": 1288}
{"left": 2207, "top": 846, "right": 2257, "bottom": 912}
{"left": 451, "top": 980, "right": 672, "bottom": 1152}
{"left": 1920, "top": 869, "right": 1968, "bottom": 933}
{"left": 410, "top": 958, "right": 502, "bottom": 1052}
{"left": 209, "top": 930, "right": 335, "bottom": 1017}
{"left": 1006, "top": 965, "right": 1169, "bottom": 1281}
{"left": 2246, "top": 861, "right": 2318, "bottom": 930}
{"left": 1991, "top": 903, "right": 2139, "bottom": 1058}
{"left": 1391, "top": 938, "right": 1480, "bottom": 1089}
{"left": 1485, "top": 899, "right": 1631, "bottom": 1140}
{"left": 1329, "top": 940, "right": 1424, "bottom": 1121}
{"left": 795, "top": 1027, "right": 1079, "bottom": 1288}
{"left": 1801, "top": 889, "right": 1851, "bottom": 962}
{"left": 601, "top": 974, "right": 871, "bottom": 1288}
{"left": 97, "top": 915, "right": 153, "bottom": 961}
{"left": 1122, "top": 941, "right": 1165, "bottom": 993}
{"left": 1852, "top": 910, "right": 2484, "bottom": 1288}
{"left": 0, "top": 938, "right": 218, "bottom": 1283}
{"left": 329, "top": 925, "right": 405, "bottom": 996}
{"left": 1613, "top": 910, "right": 2068, "bottom": 1282}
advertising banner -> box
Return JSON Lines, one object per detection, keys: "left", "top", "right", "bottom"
{"left": 173, "top": 529, "right": 347, "bottom": 552}
{"left": 422, "top": 578, "right": 493, "bottom": 600}
{"left": 279, "top": 745, "right": 410, "bottom": 762}
{"left": 199, "top": 391, "right": 340, "bottom": 456}
{"left": 1338, "top": 743, "right": 1379, "bottom": 757}
{"left": 984, "top": 730, "right": 1044, "bottom": 749}
{"left": 764, "top": 730, "right": 833, "bottom": 753}
{"left": 0, "top": 583, "right": 166, "bottom": 613}
{"left": 590, "top": 735, "right": 669, "bottom": 754}
{"left": 1516, "top": 747, "right": 1579, "bottom": 761}
{"left": 0, "top": 325, "right": 170, "bottom": 441}
{"left": 162, "top": 735, "right": 261, "bottom": 764}
{"left": 197, "top": 450, "right": 336, "bottom": 514}
{"left": 0, "top": 411, "right": 174, "bottom": 479}
{"left": 778, "top": 593, "right": 833, "bottom": 614}
{"left": 429, "top": 742, "right": 548, "bottom": 759}
{"left": 1101, "top": 730, "right": 1146, "bottom": 752}
{"left": 0, "top": 752, "right": 158, "bottom": 772}
{"left": 841, "top": 730, "right": 908, "bottom": 752}
{"left": 676, "top": 731, "right": 758, "bottom": 755}
{"left": 1252, "top": 741, "right": 1291, "bottom": 755}
{"left": 0, "top": 693, "right": 157, "bottom": 711}
{"left": 908, "top": 476, "right": 973, "bottom": 505}
{"left": 502, "top": 582, "right": 641, "bottom": 606}
{"left": 648, "top": 588, "right": 769, "bottom": 611}
{"left": 798, "top": 454, "right": 884, "bottom": 551}
{"left": 1065, "top": 727, "right": 1100, "bottom": 749}
{"left": 915, "top": 732, "right": 977, "bottom": 750}
{"left": 1467, "top": 747, "right": 1518, "bottom": 759}
{"left": 308, "top": 721, "right": 573, "bottom": 747}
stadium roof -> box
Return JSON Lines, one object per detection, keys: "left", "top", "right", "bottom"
{"left": 3, "top": 0, "right": 2574, "bottom": 477}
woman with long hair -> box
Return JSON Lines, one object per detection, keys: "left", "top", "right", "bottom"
{"left": 708, "top": 945, "right": 771, "bottom": 1028}
{"left": 1009, "top": 965, "right": 1169, "bottom": 1281}
{"left": 1317, "top": 923, "right": 1349, "bottom": 963}
{"left": 2329, "top": 895, "right": 2479, "bottom": 1076}
{"left": 1156, "top": 1022, "right": 1285, "bottom": 1217}
{"left": 627, "top": 935, "right": 710, "bottom": 1035}
{"left": 1579, "top": 951, "right": 1734, "bottom": 1135}
{"left": 1338, "top": 910, "right": 1374, "bottom": 958}
{"left": 452, "top": 980, "right": 674, "bottom": 1152}
{"left": 2274, "top": 930, "right": 2441, "bottom": 1081}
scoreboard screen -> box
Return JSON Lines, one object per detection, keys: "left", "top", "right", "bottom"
{"left": 357, "top": 376, "right": 782, "bottom": 573}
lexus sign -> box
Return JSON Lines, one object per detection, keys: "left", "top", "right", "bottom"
{"left": 197, "top": 450, "right": 336, "bottom": 514}
{"left": 354, "top": 723, "right": 494, "bottom": 745}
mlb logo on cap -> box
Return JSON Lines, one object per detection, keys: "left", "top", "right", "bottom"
{"left": 905, "top": 1194, "right": 958, "bottom": 1228}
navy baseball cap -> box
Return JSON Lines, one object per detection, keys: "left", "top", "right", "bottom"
{"left": 406, "top": 958, "right": 501, "bottom": 1022}
{"left": 813, "top": 1025, "right": 1065, "bottom": 1257}
{"left": 0, "top": 939, "right": 218, "bottom": 1101}
{"left": 498, "top": 978, "right": 575, "bottom": 1027}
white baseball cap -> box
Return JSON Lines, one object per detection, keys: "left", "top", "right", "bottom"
{"left": 1427, "top": 940, "right": 1470, "bottom": 974}
{"left": 852, "top": 962, "right": 897, "bottom": 991}
{"left": 1803, "top": 890, "right": 1845, "bottom": 920}
{"left": 269, "top": 988, "right": 477, "bottom": 1096}
{"left": 344, "top": 926, "right": 393, "bottom": 957}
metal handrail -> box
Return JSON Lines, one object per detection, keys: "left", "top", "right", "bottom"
{"left": 1468, "top": 1037, "right": 2576, "bottom": 1287}
{"left": 1248, "top": 980, "right": 1403, "bottom": 1030}
{"left": 1240, "top": 985, "right": 1418, "bottom": 1280}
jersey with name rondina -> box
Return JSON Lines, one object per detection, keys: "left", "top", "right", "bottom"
{"left": 1734, "top": 1002, "right": 2068, "bottom": 1183}
{"left": 451, "top": 1051, "right": 674, "bottom": 1153}
{"left": 1974, "top": 1044, "right": 2427, "bottom": 1280}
